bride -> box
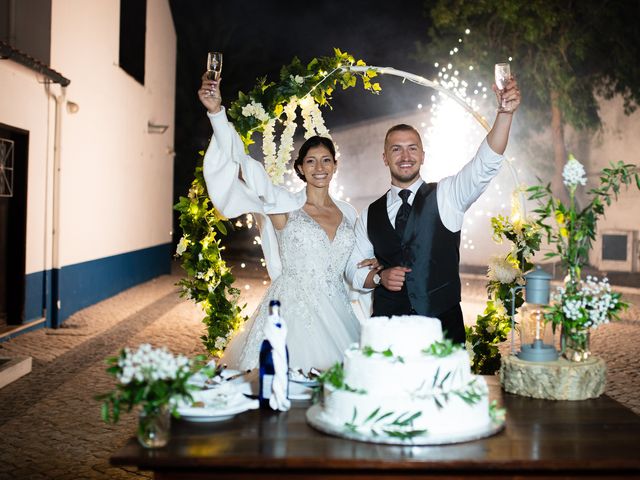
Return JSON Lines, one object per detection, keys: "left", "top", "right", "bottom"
{"left": 197, "top": 75, "right": 374, "bottom": 372}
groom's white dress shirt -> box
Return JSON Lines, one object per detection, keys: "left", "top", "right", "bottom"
{"left": 345, "top": 138, "right": 505, "bottom": 292}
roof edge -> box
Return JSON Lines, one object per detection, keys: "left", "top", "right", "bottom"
{"left": 0, "top": 41, "right": 70, "bottom": 87}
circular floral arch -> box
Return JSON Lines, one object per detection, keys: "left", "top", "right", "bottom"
{"left": 175, "top": 50, "right": 540, "bottom": 374}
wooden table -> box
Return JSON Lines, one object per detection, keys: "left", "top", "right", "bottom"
{"left": 111, "top": 378, "right": 640, "bottom": 479}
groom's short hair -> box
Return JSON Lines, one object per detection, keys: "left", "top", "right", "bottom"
{"left": 384, "top": 124, "right": 423, "bottom": 149}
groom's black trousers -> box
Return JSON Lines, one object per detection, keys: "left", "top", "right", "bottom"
{"left": 432, "top": 303, "right": 466, "bottom": 345}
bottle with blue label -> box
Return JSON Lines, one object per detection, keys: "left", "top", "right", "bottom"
{"left": 258, "top": 300, "right": 290, "bottom": 409}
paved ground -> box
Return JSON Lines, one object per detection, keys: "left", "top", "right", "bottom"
{"left": 1, "top": 259, "right": 639, "bottom": 479}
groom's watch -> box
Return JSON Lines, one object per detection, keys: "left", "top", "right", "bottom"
{"left": 372, "top": 270, "right": 383, "bottom": 286}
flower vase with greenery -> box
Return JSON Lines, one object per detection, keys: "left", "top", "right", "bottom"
{"left": 97, "top": 344, "right": 209, "bottom": 447}
{"left": 529, "top": 155, "right": 638, "bottom": 360}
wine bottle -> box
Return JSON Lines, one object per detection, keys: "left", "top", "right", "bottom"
{"left": 258, "top": 300, "right": 289, "bottom": 408}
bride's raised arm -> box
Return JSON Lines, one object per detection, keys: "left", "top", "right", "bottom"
{"left": 199, "top": 75, "right": 301, "bottom": 220}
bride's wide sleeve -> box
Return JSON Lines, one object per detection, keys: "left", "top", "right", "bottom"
{"left": 202, "top": 108, "right": 300, "bottom": 218}
{"left": 202, "top": 108, "right": 302, "bottom": 280}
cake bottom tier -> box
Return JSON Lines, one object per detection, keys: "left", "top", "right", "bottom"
{"left": 323, "top": 376, "right": 491, "bottom": 437}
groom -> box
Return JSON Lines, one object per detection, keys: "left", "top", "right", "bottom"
{"left": 346, "top": 78, "right": 521, "bottom": 343}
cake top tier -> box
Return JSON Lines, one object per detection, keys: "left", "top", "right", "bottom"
{"left": 360, "top": 315, "right": 444, "bottom": 357}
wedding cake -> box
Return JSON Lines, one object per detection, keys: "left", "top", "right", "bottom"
{"left": 308, "top": 315, "right": 502, "bottom": 444}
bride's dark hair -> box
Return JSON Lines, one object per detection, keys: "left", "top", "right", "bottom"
{"left": 293, "top": 136, "right": 336, "bottom": 182}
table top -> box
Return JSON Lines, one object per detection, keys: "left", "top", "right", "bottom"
{"left": 111, "top": 378, "right": 640, "bottom": 477}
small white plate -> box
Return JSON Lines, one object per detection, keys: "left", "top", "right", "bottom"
{"left": 177, "top": 387, "right": 259, "bottom": 422}
{"left": 288, "top": 382, "right": 315, "bottom": 400}
{"left": 288, "top": 369, "right": 321, "bottom": 388}
{"left": 188, "top": 369, "right": 245, "bottom": 389}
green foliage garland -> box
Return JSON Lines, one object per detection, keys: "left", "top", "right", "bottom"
{"left": 465, "top": 197, "right": 542, "bottom": 375}
{"left": 175, "top": 49, "right": 380, "bottom": 357}
{"left": 227, "top": 49, "right": 380, "bottom": 147}
{"left": 174, "top": 166, "right": 245, "bottom": 356}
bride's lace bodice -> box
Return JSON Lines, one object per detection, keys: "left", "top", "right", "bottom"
{"left": 277, "top": 208, "right": 355, "bottom": 290}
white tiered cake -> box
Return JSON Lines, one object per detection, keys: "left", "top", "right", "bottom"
{"left": 307, "top": 315, "right": 503, "bottom": 444}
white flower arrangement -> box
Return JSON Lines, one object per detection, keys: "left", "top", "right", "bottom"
{"left": 562, "top": 154, "right": 587, "bottom": 188}
{"left": 249, "top": 95, "right": 337, "bottom": 185}
{"left": 98, "top": 344, "right": 209, "bottom": 423}
{"left": 550, "top": 276, "right": 625, "bottom": 331}
{"left": 262, "top": 118, "right": 278, "bottom": 180}
{"left": 214, "top": 336, "right": 227, "bottom": 350}
{"left": 291, "top": 74, "right": 305, "bottom": 85}
{"left": 176, "top": 236, "right": 189, "bottom": 256}
{"left": 300, "top": 95, "right": 333, "bottom": 140}
{"left": 300, "top": 96, "right": 316, "bottom": 138}
{"left": 272, "top": 99, "right": 299, "bottom": 184}
{"left": 117, "top": 344, "right": 190, "bottom": 385}
{"left": 241, "top": 100, "right": 270, "bottom": 123}
{"left": 487, "top": 255, "right": 520, "bottom": 284}
{"left": 493, "top": 298, "right": 508, "bottom": 318}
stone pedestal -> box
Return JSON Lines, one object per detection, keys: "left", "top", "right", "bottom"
{"left": 500, "top": 355, "right": 606, "bottom": 400}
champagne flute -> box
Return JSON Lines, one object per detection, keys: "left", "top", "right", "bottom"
{"left": 206, "top": 51, "right": 223, "bottom": 81}
{"left": 494, "top": 62, "right": 511, "bottom": 111}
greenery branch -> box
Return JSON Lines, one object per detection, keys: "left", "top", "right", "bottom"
{"left": 529, "top": 156, "right": 638, "bottom": 337}
{"left": 423, "top": 338, "right": 462, "bottom": 357}
{"left": 317, "top": 362, "right": 366, "bottom": 395}
{"left": 345, "top": 406, "right": 427, "bottom": 440}
{"left": 362, "top": 345, "right": 405, "bottom": 363}
{"left": 528, "top": 158, "right": 640, "bottom": 285}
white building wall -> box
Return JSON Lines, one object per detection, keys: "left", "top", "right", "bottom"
{"left": 578, "top": 96, "right": 640, "bottom": 271}
{"left": 1, "top": 0, "right": 176, "bottom": 326}
{"left": 49, "top": 0, "right": 176, "bottom": 268}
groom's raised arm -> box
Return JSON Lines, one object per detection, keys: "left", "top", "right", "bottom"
{"left": 436, "top": 77, "right": 521, "bottom": 232}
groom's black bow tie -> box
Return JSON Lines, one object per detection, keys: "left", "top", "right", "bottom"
{"left": 395, "top": 189, "right": 412, "bottom": 238}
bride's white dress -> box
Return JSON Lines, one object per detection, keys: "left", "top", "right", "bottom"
{"left": 221, "top": 208, "right": 361, "bottom": 372}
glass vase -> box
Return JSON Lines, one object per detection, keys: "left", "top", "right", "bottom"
{"left": 561, "top": 327, "right": 591, "bottom": 362}
{"left": 137, "top": 405, "right": 171, "bottom": 448}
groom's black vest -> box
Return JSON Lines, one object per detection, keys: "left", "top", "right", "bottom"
{"left": 367, "top": 182, "right": 461, "bottom": 317}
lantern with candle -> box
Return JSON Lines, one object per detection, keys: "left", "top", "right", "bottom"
{"left": 510, "top": 266, "right": 557, "bottom": 362}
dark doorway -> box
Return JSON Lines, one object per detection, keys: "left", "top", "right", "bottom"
{"left": 0, "top": 123, "right": 28, "bottom": 326}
